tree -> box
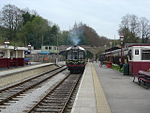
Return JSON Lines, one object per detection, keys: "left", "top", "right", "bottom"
{"left": 22, "top": 11, "right": 35, "bottom": 25}
{"left": 17, "top": 16, "right": 50, "bottom": 48}
{"left": 140, "top": 17, "right": 150, "bottom": 43}
{"left": 50, "top": 25, "right": 60, "bottom": 46}
{"left": 58, "top": 31, "right": 73, "bottom": 45}
{"left": 0, "top": 4, "right": 23, "bottom": 41}
{"left": 119, "top": 14, "right": 140, "bottom": 43}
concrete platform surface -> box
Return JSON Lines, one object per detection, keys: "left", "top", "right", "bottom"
{"left": 94, "top": 63, "right": 150, "bottom": 113}
{"left": 0, "top": 62, "right": 53, "bottom": 77}
{"left": 71, "top": 62, "right": 150, "bottom": 113}
{"left": 71, "top": 63, "right": 111, "bottom": 113}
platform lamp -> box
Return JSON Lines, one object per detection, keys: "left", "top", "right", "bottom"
{"left": 4, "top": 41, "right": 10, "bottom": 48}
{"left": 14, "top": 44, "right": 17, "bottom": 58}
{"left": 28, "top": 44, "right": 32, "bottom": 54}
{"left": 120, "top": 35, "right": 124, "bottom": 64}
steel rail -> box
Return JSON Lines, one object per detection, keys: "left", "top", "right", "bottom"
{"left": 0, "top": 66, "right": 67, "bottom": 106}
{"left": 27, "top": 73, "right": 81, "bottom": 113}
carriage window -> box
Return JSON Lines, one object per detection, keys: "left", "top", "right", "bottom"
{"left": 135, "top": 49, "right": 139, "bottom": 55}
{"left": 73, "top": 52, "right": 78, "bottom": 59}
{"left": 79, "top": 51, "right": 84, "bottom": 59}
{"left": 128, "top": 50, "right": 132, "bottom": 60}
{"left": 67, "top": 51, "right": 72, "bottom": 60}
{"left": 142, "top": 50, "right": 150, "bottom": 60}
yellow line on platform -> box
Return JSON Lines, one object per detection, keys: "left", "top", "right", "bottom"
{"left": 91, "top": 64, "right": 112, "bottom": 113}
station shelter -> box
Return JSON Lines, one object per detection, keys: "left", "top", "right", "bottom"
{"left": 0, "top": 45, "right": 28, "bottom": 68}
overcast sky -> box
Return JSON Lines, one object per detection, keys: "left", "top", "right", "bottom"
{"left": 0, "top": 0, "right": 150, "bottom": 39}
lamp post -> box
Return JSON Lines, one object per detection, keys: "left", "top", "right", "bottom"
{"left": 14, "top": 45, "right": 17, "bottom": 58}
{"left": 28, "top": 44, "right": 31, "bottom": 54}
{"left": 4, "top": 41, "right": 10, "bottom": 48}
{"left": 56, "top": 34, "right": 59, "bottom": 64}
{"left": 120, "top": 35, "right": 124, "bottom": 64}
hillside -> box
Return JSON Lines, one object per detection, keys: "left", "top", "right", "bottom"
{"left": 69, "top": 23, "right": 110, "bottom": 47}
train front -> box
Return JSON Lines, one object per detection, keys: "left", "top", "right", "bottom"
{"left": 66, "top": 45, "right": 86, "bottom": 73}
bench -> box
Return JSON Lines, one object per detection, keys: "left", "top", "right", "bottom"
{"left": 133, "top": 70, "right": 150, "bottom": 87}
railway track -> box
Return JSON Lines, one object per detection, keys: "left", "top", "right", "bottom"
{"left": 0, "top": 66, "right": 67, "bottom": 107}
{"left": 27, "top": 73, "right": 81, "bottom": 113}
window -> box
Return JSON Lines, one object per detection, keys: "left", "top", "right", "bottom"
{"left": 128, "top": 50, "right": 132, "bottom": 60}
{"left": 135, "top": 49, "right": 139, "bottom": 55}
{"left": 79, "top": 51, "right": 84, "bottom": 59}
{"left": 54, "top": 47, "right": 57, "bottom": 50}
{"left": 73, "top": 51, "right": 78, "bottom": 59}
{"left": 67, "top": 51, "right": 72, "bottom": 60}
{"left": 49, "top": 46, "right": 52, "bottom": 50}
{"left": 45, "top": 46, "right": 48, "bottom": 50}
{"left": 142, "top": 50, "right": 150, "bottom": 60}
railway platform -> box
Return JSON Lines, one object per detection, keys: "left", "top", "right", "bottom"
{"left": 71, "top": 62, "right": 150, "bottom": 113}
{"left": 0, "top": 62, "right": 53, "bottom": 77}
{"left": 71, "top": 62, "right": 111, "bottom": 113}
{"left": 0, "top": 62, "right": 57, "bottom": 88}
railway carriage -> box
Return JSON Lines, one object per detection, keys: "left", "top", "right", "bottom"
{"left": 66, "top": 45, "right": 86, "bottom": 73}
{"left": 103, "top": 44, "right": 150, "bottom": 75}
{"left": 128, "top": 44, "right": 150, "bottom": 75}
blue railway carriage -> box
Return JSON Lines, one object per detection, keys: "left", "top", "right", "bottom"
{"left": 66, "top": 45, "right": 86, "bottom": 73}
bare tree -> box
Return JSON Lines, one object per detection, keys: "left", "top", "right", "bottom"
{"left": 119, "top": 14, "right": 140, "bottom": 43}
{"left": 129, "top": 15, "right": 140, "bottom": 35}
{"left": 140, "top": 17, "right": 150, "bottom": 43}
{"left": 0, "top": 4, "right": 23, "bottom": 40}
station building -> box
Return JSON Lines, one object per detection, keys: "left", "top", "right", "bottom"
{"left": 0, "top": 45, "right": 28, "bottom": 68}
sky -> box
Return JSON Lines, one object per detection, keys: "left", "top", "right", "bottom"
{"left": 0, "top": 0, "right": 150, "bottom": 39}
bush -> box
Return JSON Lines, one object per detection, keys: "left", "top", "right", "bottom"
{"left": 112, "top": 64, "right": 123, "bottom": 72}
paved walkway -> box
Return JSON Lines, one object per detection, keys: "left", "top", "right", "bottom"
{"left": 71, "top": 63, "right": 111, "bottom": 113}
{"left": 94, "top": 62, "right": 150, "bottom": 113}
{"left": 0, "top": 62, "right": 52, "bottom": 77}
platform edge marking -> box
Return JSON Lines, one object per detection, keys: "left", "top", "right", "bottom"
{"left": 91, "top": 64, "right": 112, "bottom": 113}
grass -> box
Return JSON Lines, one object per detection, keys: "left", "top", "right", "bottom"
{"left": 112, "top": 64, "right": 123, "bottom": 72}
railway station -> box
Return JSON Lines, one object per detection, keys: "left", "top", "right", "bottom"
{"left": 0, "top": 59, "right": 150, "bottom": 113}
{"left": 0, "top": 43, "right": 28, "bottom": 68}
{"left": 0, "top": 44, "right": 150, "bottom": 113}
{"left": 1, "top": 1, "right": 150, "bottom": 113}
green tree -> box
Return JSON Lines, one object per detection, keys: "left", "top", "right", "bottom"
{"left": 22, "top": 11, "right": 35, "bottom": 25}
{"left": 17, "top": 16, "right": 49, "bottom": 48}
{"left": 59, "top": 31, "right": 73, "bottom": 45}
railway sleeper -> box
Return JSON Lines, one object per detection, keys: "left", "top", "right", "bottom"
{"left": 54, "top": 89, "right": 71, "bottom": 92}
{"left": 46, "top": 97, "right": 67, "bottom": 100}
{"left": 43, "top": 100, "right": 66, "bottom": 103}
{"left": 0, "top": 106, "right": 6, "bottom": 109}
{"left": 44, "top": 98, "right": 67, "bottom": 102}
{"left": 40, "top": 102, "right": 65, "bottom": 106}
{"left": 51, "top": 94, "right": 70, "bottom": 97}
{"left": 37, "top": 105, "right": 63, "bottom": 109}
{"left": 33, "top": 108, "right": 62, "bottom": 112}
{"left": 42, "top": 100, "right": 64, "bottom": 103}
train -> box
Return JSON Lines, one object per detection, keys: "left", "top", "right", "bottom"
{"left": 65, "top": 45, "right": 86, "bottom": 73}
{"left": 101, "top": 44, "right": 150, "bottom": 75}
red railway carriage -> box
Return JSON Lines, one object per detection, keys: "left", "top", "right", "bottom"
{"left": 103, "top": 44, "right": 150, "bottom": 75}
{"left": 128, "top": 44, "right": 150, "bottom": 75}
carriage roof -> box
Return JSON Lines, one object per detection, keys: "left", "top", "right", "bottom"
{"left": 66, "top": 46, "right": 85, "bottom": 51}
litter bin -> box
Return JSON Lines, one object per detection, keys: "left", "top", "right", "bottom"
{"left": 123, "top": 64, "right": 129, "bottom": 75}
{"left": 106, "top": 62, "right": 112, "bottom": 68}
